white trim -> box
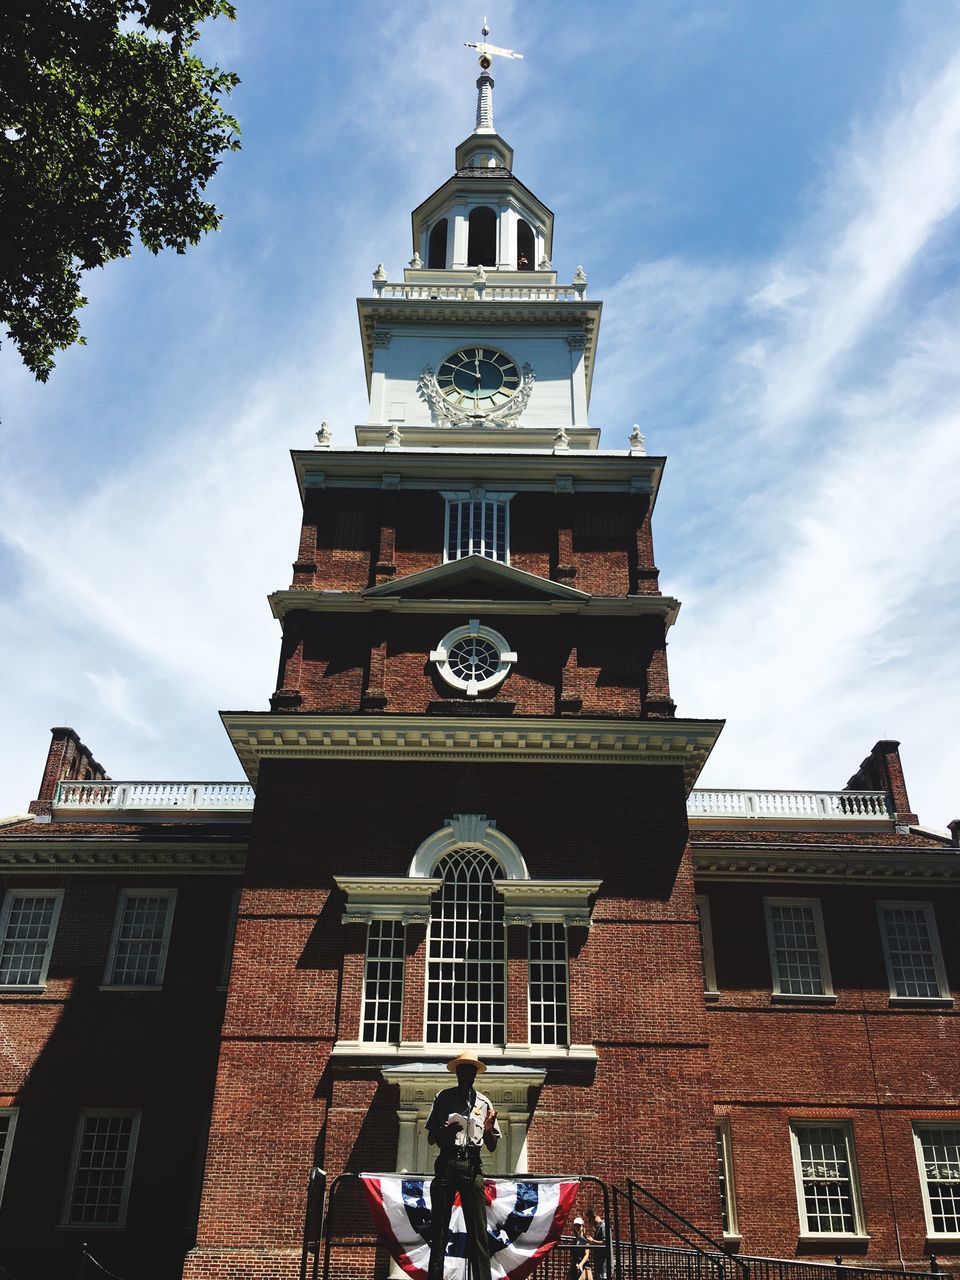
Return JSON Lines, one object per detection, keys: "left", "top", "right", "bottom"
{"left": 528, "top": 922, "right": 570, "bottom": 1047}
{"left": 359, "top": 918, "right": 406, "bottom": 1044}
{"left": 764, "top": 897, "right": 833, "bottom": 999}
{"left": 876, "top": 900, "right": 950, "bottom": 1002}
{"left": 102, "top": 889, "right": 177, "bottom": 989}
{"left": 61, "top": 1109, "right": 141, "bottom": 1229}
{"left": 913, "top": 1122, "right": 960, "bottom": 1239}
{"left": 0, "top": 888, "right": 64, "bottom": 989}
{"left": 696, "top": 896, "right": 718, "bottom": 995}
{"left": 430, "top": 620, "right": 517, "bottom": 697}
{"left": 0, "top": 1108, "right": 18, "bottom": 1207}
{"left": 408, "top": 815, "right": 528, "bottom": 880}
{"left": 716, "top": 1119, "right": 738, "bottom": 1238}
{"left": 218, "top": 888, "right": 241, "bottom": 990}
{"left": 441, "top": 491, "right": 514, "bottom": 567}
{"left": 789, "top": 1121, "right": 866, "bottom": 1239}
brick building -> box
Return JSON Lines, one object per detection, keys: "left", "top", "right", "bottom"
{"left": 1, "top": 57, "right": 959, "bottom": 1280}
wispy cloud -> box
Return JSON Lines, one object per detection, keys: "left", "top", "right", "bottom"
{"left": 596, "top": 41, "right": 960, "bottom": 825}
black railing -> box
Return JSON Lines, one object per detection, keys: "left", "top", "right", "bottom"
{"left": 299, "top": 1166, "right": 327, "bottom": 1280}
{"left": 622, "top": 1244, "right": 943, "bottom": 1280}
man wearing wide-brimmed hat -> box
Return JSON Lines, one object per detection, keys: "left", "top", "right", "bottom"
{"left": 425, "top": 1051, "right": 501, "bottom": 1280}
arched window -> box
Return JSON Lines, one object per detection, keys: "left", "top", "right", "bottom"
{"left": 467, "top": 207, "right": 497, "bottom": 267}
{"left": 426, "top": 847, "right": 505, "bottom": 1044}
{"left": 517, "top": 219, "right": 534, "bottom": 270}
{"left": 427, "top": 219, "right": 447, "bottom": 269}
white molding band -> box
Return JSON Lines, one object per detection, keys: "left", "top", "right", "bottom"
{"left": 409, "top": 814, "right": 528, "bottom": 879}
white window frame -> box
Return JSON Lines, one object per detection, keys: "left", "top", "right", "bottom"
{"left": 61, "top": 1109, "right": 141, "bottom": 1229}
{"left": 360, "top": 918, "right": 406, "bottom": 1044}
{"left": 441, "top": 490, "right": 513, "bottom": 565}
{"left": 102, "top": 889, "right": 177, "bottom": 990}
{"left": 0, "top": 888, "right": 64, "bottom": 990}
{"left": 696, "top": 896, "right": 719, "bottom": 997}
{"left": 430, "top": 619, "right": 517, "bottom": 698}
{"left": 913, "top": 1123, "right": 960, "bottom": 1240}
{"left": 528, "top": 922, "right": 570, "bottom": 1047}
{"left": 716, "top": 1120, "right": 739, "bottom": 1238}
{"left": 0, "top": 1107, "right": 19, "bottom": 1207}
{"left": 790, "top": 1121, "right": 866, "bottom": 1240}
{"left": 764, "top": 897, "right": 834, "bottom": 1001}
{"left": 218, "top": 888, "right": 241, "bottom": 991}
{"left": 876, "top": 901, "right": 950, "bottom": 1004}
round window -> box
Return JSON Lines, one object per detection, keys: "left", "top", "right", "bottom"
{"left": 430, "top": 621, "right": 517, "bottom": 697}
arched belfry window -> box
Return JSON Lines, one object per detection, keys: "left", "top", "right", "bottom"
{"left": 426, "top": 847, "right": 505, "bottom": 1045}
{"left": 428, "top": 219, "right": 448, "bottom": 269}
{"left": 467, "top": 207, "right": 497, "bottom": 267}
{"left": 517, "top": 219, "right": 534, "bottom": 270}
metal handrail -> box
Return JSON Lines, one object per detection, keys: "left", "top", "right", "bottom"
{"left": 626, "top": 1178, "right": 733, "bottom": 1260}
{"left": 299, "top": 1167, "right": 327, "bottom": 1280}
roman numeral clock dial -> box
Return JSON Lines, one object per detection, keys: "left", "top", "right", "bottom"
{"left": 436, "top": 347, "right": 522, "bottom": 413}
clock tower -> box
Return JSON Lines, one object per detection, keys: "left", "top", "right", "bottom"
{"left": 186, "top": 40, "right": 725, "bottom": 1280}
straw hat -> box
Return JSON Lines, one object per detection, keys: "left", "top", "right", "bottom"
{"left": 447, "top": 1050, "right": 487, "bottom": 1073}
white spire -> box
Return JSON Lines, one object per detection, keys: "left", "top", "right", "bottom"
{"left": 476, "top": 68, "right": 495, "bottom": 132}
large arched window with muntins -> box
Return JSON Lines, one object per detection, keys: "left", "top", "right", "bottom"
{"left": 426, "top": 847, "right": 505, "bottom": 1044}
{"left": 467, "top": 207, "right": 497, "bottom": 267}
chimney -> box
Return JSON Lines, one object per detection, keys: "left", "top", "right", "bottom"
{"left": 846, "top": 740, "right": 918, "bottom": 825}
{"left": 948, "top": 820, "right": 960, "bottom": 849}
{"left": 28, "top": 727, "right": 109, "bottom": 818}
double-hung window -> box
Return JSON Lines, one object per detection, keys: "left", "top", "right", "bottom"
{"left": 0, "top": 1108, "right": 18, "bottom": 1207}
{"left": 0, "top": 890, "right": 63, "bottom": 988}
{"left": 765, "top": 898, "right": 833, "bottom": 999}
{"left": 104, "top": 890, "right": 176, "bottom": 988}
{"left": 914, "top": 1125, "right": 960, "bottom": 1238}
{"left": 442, "top": 491, "right": 512, "bottom": 564}
{"left": 361, "top": 919, "right": 405, "bottom": 1043}
{"left": 63, "top": 1110, "right": 140, "bottom": 1228}
{"left": 877, "top": 902, "right": 949, "bottom": 1002}
{"left": 790, "top": 1123, "right": 865, "bottom": 1238}
{"left": 716, "top": 1121, "right": 738, "bottom": 1236}
{"left": 696, "top": 896, "right": 718, "bottom": 996}
{"left": 529, "top": 923, "right": 569, "bottom": 1045}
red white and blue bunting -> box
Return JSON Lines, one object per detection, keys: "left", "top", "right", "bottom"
{"left": 361, "top": 1174, "right": 580, "bottom": 1280}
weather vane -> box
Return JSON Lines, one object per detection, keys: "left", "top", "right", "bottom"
{"left": 465, "top": 17, "right": 523, "bottom": 70}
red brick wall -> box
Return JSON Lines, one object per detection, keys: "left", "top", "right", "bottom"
{"left": 0, "top": 875, "right": 239, "bottom": 1280}
{"left": 276, "top": 612, "right": 667, "bottom": 716}
{"left": 701, "top": 881, "right": 960, "bottom": 1267}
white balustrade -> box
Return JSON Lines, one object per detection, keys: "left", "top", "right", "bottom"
{"left": 687, "top": 789, "right": 890, "bottom": 820}
{"left": 53, "top": 780, "right": 255, "bottom": 813}
{"left": 371, "top": 281, "right": 586, "bottom": 301}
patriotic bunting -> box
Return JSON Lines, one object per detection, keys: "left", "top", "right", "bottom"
{"left": 361, "top": 1174, "right": 580, "bottom": 1280}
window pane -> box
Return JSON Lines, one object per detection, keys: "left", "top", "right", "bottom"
{"left": 0, "top": 895, "right": 57, "bottom": 986}
{"left": 445, "top": 499, "right": 508, "bottom": 564}
{"left": 882, "top": 907, "right": 942, "bottom": 998}
{"left": 796, "top": 1126, "right": 856, "bottom": 1234}
{"left": 770, "top": 904, "right": 825, "bottom": 996}
{"left": 69, "top": 1114, "right": 136, "bottom": 1225}
{"left": 110, "top": 895, "right": 171, "bottom": 986}
{"left": 426, "top": 849, "right": 505, "bottom": 1043}
{"left": 530, "top": 924, "right": 568, "bottom": 1045}
{"left": 918, "top": 1128, "right": 960, "bottom": 1236}
{"left": 362, "top": 920, "right": 404, "bottom": 1042}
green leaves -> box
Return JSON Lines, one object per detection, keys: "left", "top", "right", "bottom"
{"left": 0, "top": 0, "right": 240, "bottom": 379}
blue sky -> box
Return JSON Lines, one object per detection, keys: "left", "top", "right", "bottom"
{"left": 2, "top": 0, "right": 959, "bottom": 828}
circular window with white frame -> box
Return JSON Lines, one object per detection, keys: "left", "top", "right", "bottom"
{"left": 430, "top": 620, "right": 517, "bottom": 697}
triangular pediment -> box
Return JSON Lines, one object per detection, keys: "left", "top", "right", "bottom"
{"left": 363, "top": 556, "right": 590, "bottom": 602}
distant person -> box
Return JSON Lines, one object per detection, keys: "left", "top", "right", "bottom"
{"left": 569, "top": 1215, "right": 592, "bottom": 1280}
{"left": 426, "top": 1051, "right": 501, "bottom": 1280}
{"left": 585, "top": 1207, "right": 607, "bottom": 1280}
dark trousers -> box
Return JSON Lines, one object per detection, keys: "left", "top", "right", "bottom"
{"left": 428, "top": 1150, "right": 491, "bottom": 1280}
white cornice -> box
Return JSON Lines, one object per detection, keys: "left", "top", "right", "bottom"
{"left": 268, "top": 591, "right": 680, "bottom": 626}
{"left": 220, "top": 712, "right": 723, "bottom": 791}
{"left": 334, "top": 875, "right": 441, "bottom": 924}
{"left": 693, "top": 847, "right": 960, "bottom": 885}
{"left": 354, "top": 425, "right": 602, "bottom": 451}
{"left": 0, "top": 841, "right": 246, "bottom": 875}
{"left": 333, "top": 874, "right": 601, "bottom": 927}
{"left": 292, "top": 446, "right": 664, "bottom": 505}
{"left": 357, "top": 297, "right": 602, "bottom": 397}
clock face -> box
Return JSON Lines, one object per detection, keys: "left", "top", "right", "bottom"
{"left": 436, "top": 347, "right": 521, "bottom": 411}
